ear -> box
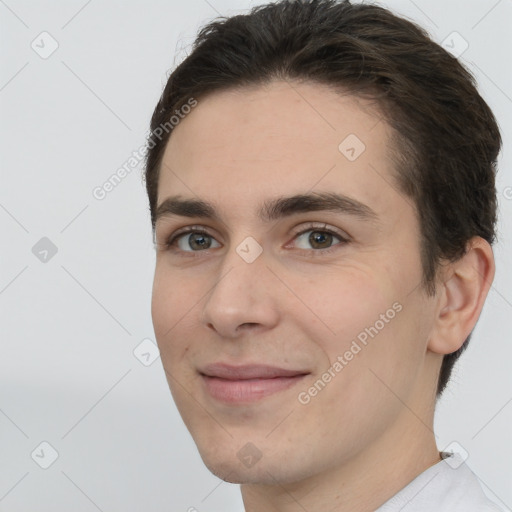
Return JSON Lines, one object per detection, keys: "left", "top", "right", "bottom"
{"left": 427, "top": 237, "right": 495, "bottom": 355}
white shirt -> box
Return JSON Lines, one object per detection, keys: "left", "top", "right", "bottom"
{"left": 376, "top": 451, "right": 506, "bottom": 511}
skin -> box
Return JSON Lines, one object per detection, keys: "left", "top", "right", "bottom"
{"left": 151, "top": 80, "right": 495, "bottom": 511}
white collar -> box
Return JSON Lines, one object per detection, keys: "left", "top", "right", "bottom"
{"left": 376, "top": 451, "right": 505, "bottom": 511}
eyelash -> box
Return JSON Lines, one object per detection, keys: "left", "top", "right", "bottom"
{"left": 161, "top": 223, "right": 350, "bottom": 257}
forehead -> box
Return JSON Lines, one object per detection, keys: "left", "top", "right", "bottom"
{"left": 158, "top": 80, "right": 409, "bottom": 225}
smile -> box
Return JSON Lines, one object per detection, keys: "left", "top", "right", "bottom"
{"left": 201, "top": 374, "right": 308, "bottom": 403}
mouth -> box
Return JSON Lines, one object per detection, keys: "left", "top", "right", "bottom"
{"left": 199, "top": 363, "right": 310, "bottom": 404}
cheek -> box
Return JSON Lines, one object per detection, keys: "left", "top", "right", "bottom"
{"left": 151, "top": 269, "right": 202, "bottom": 411}
{"left": 318, "top": 291, "right": 432, "bottom": 416}
{"left": 295, "top": 298, "right": 430, "bottom": 459}
{"left": 151, "top": 266, "right": 197, "bottom": 360}
{"left": 151, "top": 268, "right": 173, "bottom": 340}
{"left": 291, "top": 264, "right": 397, "bottom": 347}
{"left": 151, "top": 261, "right": 206, "bottom": 323}
{"left": 293, "top": 264, "right": 428, "bottom": 392}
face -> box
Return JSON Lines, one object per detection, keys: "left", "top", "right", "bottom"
{"left": 151, "top": 80, "right": 440, "bottom": 485}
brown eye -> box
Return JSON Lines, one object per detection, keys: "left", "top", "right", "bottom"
{"left": 293, "top": 228, "right": 345, "bottom": 251}
{"left": 308, "top": 231, "right": 334, "bottom": 249}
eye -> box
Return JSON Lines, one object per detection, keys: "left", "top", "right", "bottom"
{"left": 164, "top": 227, "right": 221, "bottom": 252}
{"left": 291, "top": 225, "right": 348, "bottom": 253}
{"left": 160, "top": 223, "right": 349, "bottom": 256}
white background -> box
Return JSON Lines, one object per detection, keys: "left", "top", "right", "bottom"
{"left": 1, "top": 0, "right": 511, "bottom": 510}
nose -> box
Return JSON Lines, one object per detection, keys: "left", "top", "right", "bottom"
{"left": 200, "top": 243, "right": 280, "bottom": 339}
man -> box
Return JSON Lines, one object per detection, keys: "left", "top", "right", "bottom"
{"left": 144, "top": 1, "right": 504, "bottom": 510}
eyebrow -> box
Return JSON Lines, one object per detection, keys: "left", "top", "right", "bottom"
{"left": 154, "top": 192, "right": 379, "bottom": 227}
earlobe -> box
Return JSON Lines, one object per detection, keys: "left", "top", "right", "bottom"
{"left": 427, "top": 237, "right": 495, "bottom": 355}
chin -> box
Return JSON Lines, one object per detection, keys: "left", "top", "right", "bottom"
{"left": 202, "top": 459, "right": 286, "bottom": 485}
{"left": 197, "top": 445, "right": 312, "bottom": 486}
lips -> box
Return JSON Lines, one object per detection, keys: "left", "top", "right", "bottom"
{"left": 200, "top": 363, "right": 309, "bottom": 380}
{"left": 199, "top": 363, "right": 310, "bottom": 404}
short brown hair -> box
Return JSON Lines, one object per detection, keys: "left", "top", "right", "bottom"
{"left": 143, "top": 0, "right": 501, "bottom": 397}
